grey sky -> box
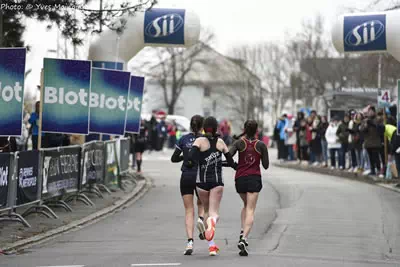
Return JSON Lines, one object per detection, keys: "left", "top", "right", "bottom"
{"left": 22, "top": 0, "right": 383, "bottom": 97}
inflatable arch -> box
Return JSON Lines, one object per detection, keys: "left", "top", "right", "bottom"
{"left": 332, "top": 10, "right": 400, "bottom": 61}
{"left": 88, "top": 8, "right": 201, "bottom": 69}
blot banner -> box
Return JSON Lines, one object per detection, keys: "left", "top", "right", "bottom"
{"left": 89, "top": 68, "right": 131, "bottom": 136}
{"left": 125, "top": 76, "right": 145, "bottom": 133}
{"left": 0, "top": 48, "right": 26, "bottom": 136}
{"left": 42, "top": 58, "right": 92, "bottom": 135}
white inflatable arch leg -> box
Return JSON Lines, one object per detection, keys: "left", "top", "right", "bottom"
{"left": 88, "top": 8, "right": 201, "bottom": 69}
{"left": 332, "top": 10, "right": 400, "bottom": 61}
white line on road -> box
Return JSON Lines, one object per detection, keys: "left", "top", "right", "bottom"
{"left": 131, "top": 264, "right": 181, "bottom": 266}
{"left": 37, "top": 266, "right": 85, "bottom": 267}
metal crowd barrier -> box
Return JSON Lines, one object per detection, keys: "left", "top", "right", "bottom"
{"left": 0, "top": 138, "right": 131, "bottom": 228}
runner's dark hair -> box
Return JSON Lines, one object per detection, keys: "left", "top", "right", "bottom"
{"left": 244, "top": 120, "right": 258, "bottom": 138}
{"left": 203, "top": 116, "right": 219, "bottom": 139}
{"left": 233, "top": 120, "right": 258, "bottom": 140}
{"left": 190, "top": 115, "right": 204, "bottom": 137}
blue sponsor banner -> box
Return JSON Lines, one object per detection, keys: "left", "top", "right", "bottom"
{"left": 86, "top": 61, "right": 123, "bottom": 141}
{"left": 0, "top": 48, "right": 26, "bottom": 136}
{"left": 144, "top": 8, "right": 185, "bottom": 45}
{"left": 344, "top": 14, "right": 386, "bottom": 52}
{"left": 89, "top": 68, "right": 131, "bottom": 136}
{"left": 43, "top": 58, "right": 92, "bottom": 135}
{"left": 125, "top": 76, "right": 144, "bottom": 133}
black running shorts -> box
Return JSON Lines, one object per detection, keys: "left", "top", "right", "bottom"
{"left": 196, "top": 182, "right": 224, "bottom": 192}
{"left": 235, "top": 175, "right": 262, "bottom": 194}
{"left": 180, "top": 173, "right": 197, "bottom": 196}
{"left": 134, "top": 142, "right": 145, "bottom": 153}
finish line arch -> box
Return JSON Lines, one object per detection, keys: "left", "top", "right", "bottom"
{"left": 88, "top": 8, "right": 201, "bottom": 69}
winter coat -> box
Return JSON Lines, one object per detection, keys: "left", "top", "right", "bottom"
{"left": 336, "top": 121, "right": 349, "bottom": 145}
{"left": 284, "top": 119, "right": 297, "bottom": 145}
{"left": 277, "top": 118, "right": 288, "bottom": 141}
{"left": 360, "top": 117, "right": 382, "bottom": 149}
{"left": 326, "top": 123, "right": 340, "bottom": 149}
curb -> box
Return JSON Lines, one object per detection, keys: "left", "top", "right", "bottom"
{"left": 1, "top": 174, "right": 152, "bottom": 253}
{"left": 273, "top": 163, "right": 400, "bottom": 188}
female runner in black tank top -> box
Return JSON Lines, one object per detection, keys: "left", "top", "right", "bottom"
{"left": 189, "top": 116, "right": 237, "bottom": 256}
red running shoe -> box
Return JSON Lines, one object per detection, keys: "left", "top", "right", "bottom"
{"left": 209, "top": 245, "right": 219, "bottom": 256}
{"left": 205, "top": 217, "right": 216, "bottom": 241}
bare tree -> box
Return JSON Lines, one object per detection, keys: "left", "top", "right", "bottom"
{"left": 288, "top": 15, "right": 351, "bottom": 113}
{"left": 143, "top": 31, "right": 214, "bottom": 114}
{"left": 229, "top": 43, "right": 290, "bottom": 123}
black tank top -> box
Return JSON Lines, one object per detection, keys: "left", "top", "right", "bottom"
{"left": 197, "top": 137, "right": 223, "bottom": 184}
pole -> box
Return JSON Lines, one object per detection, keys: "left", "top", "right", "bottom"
{"left": 99, "top": 0, "right": 103, "bottom": 32}
{"left": 384, "top": 112, "right": 388, "bottom": 166}
{"left": 378, "top": 55, "right": 382, "bottom": 89}
{"left": 56, "top": 28, "right": 60, "bottom": 58}
{"left": 38, "top": 69, "right": 44, "bottom": 149}
{"left": 64, "top": 36, "right": 68, "bottom": 59}
{"left": 378, "top": 55, "right": 388, "bottom": 172}
{"left": 0, "top": 0, "right": 3, "bottom": 47}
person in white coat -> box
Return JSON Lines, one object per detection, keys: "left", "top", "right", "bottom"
{"left": 325, "top": 117, "right": 341, "bottom": 169}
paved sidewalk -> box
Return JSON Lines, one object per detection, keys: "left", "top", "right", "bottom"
{"left": 0, "top": 171, "right": 145, "bottom": 252}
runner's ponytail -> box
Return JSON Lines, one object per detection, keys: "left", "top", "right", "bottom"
{"left": 244, "top": 120, "right": 258, "bottom": 138}
{"left": 203, "top": 116, "right": 219, "bottom": 139}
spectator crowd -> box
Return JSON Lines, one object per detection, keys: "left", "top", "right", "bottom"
{"left": 274, "top": 105, "right": 400, "bottom": 179}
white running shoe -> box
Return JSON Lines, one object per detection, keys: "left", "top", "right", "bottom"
{"left": 196, "top": 218, "right": 206, "bottom": 240}
{"left": 330, "top": 166, "right": 335, "bottom": 170}
{"left": 363, "top": 169, "right": 371, "bottom": 176}
{"left": 184, "top": 240, "right": 193, "bottom": 255}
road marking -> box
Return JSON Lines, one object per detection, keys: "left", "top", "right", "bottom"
{"left": 37, "top": 266, "right": 85, "bottom": 267}
{"left": 131, "top": 264, "right": 181, "bottom": 266}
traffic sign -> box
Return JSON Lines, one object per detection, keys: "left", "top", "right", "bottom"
{"left": 377, "top": 89, "right": 391, "bottom": 108}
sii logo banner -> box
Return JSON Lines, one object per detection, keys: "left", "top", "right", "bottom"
{"left": 0, "top": 48, "right": 26, "bottom": 136}
{"left": 43, "top": 58, "right": 92, "bottom": 135}
{"left": 344, "top": 14, "right": 386, "bottom": 52}
{"left": 125, "top": 76, "right": 144, "bottom": 133}
{"left": 144, "top": 8, "right": 185, "bottom": 45}
{"left": 89, "top": 68, "right": 131, "bottom": 136}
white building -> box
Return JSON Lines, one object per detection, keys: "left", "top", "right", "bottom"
{"left": 141, "top": 45, "right": 267, "bottom": 134}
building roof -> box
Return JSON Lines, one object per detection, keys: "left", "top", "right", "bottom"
{"left": 148, "top": 44, "right": 262, "bottom": 88}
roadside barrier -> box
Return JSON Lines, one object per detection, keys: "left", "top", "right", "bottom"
{"left": 0, "top": 138, "right": 131, "bottom": 228}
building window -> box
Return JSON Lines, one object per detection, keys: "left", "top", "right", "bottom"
{"left": 204, "top": 86, "right": 211, "bottom": 97}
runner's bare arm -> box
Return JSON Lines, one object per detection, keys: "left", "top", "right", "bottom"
{"left": 229, "top": 139, "right": 245, "bottom": 157}
{"left": 256, "top": 141, "right": 269, "bottom": 170}
{"left": 219, "top": 138, "right": 237, "bottom": 169}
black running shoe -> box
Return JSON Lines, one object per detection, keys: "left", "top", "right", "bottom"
{"left": 238, "top": 240, "right": 248, "bottom": 256}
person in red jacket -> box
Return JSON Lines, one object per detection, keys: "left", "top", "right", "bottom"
{"left": 229, "top": 120, "right": 269, "bottom": 256}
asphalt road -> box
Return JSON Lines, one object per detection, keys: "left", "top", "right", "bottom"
{"left": 2, "top": 149, "right": 400, "bottom": 267}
